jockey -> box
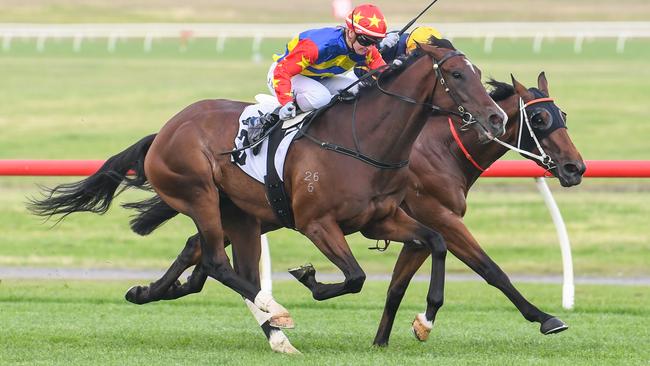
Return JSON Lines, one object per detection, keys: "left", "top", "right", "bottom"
{"left": 267, "top": 3, "right": 392, "bottom": 121}
{"left": 379, "top": 26, "right": 443, "bottom": 64}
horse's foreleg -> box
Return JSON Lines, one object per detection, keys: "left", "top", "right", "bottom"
{"left": 292, "top": 219, "right": 366, "bottom": 301}
{"left": 372, "top": 243, "right": 429, "bottom": 346}
{"left": 125, "top": 233, "right": 203, "bottom": 304}
{"left": 441, "top": 218, "right": 568, "bottom": 334}
{"left": 362, "top": 208, "right": 447, "bottom": 343}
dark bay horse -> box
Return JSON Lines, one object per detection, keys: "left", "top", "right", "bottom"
{"left": 29, "top": 40, "right": 507, "bottom": 349}
{"left": 373, "top": 72, "right": 585, "bottom": 346}
{"left": 112, "top": 73, "right": 584, "bottom": 352}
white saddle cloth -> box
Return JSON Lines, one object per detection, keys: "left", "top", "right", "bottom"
{"left": 233, "top": 94, "right": 302, "bottom": 184}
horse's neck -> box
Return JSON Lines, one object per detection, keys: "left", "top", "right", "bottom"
{"left": 455, "top": 93, "right": 521, "bottom": 187}
{"left": 321, "top": 57, "right": 436, "bottom": 164}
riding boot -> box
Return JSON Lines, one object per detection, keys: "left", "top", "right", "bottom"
{"left": 246, "top": 110, "right": 280, "bottom": 155}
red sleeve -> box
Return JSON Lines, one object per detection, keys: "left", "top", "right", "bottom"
{"left": 366, "top": 46, "right": 387, "bottom": 70}
{"left": 272, "top": 39, "right": 319, "bottom": 106}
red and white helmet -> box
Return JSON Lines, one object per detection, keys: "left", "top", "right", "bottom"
{"left": 345, "top": 3, "right": 387, "bottom": 38}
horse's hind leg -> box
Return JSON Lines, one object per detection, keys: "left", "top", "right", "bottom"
{"left": 125, "top": 233, "right": 203, "bottom": 304}
{"left": 372, "top": 243, "right": 429, "bottom": 346}
{"left": 291, "top": 218, "right": 367, "bottom": 301}
{"left": 361, "top": 208, "right": 447, "bottom": 343}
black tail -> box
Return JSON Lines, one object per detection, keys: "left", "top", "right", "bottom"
{"left": 27, "top": 134, "right": 157, "bottom": 221}
{"left": 122, "top": 195, "right": 179, "bottom": 236}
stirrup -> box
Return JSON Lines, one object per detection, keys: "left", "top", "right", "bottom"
{"left": 248, "top": 112, "right": 279, "bottom": 155}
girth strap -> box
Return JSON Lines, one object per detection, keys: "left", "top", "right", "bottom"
{"left": 264, "top": 126, "right": 296, "bottom": 229}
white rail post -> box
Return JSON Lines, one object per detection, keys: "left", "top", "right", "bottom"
{"left": 108, "top": 32, "right": 118, "bottom": 53}
{"left": 573, "top": 33, "right": 584, "bottom": 54}
{"left": 532, "top": 33, "right": 544, "bottom": 54}
{"left": 2, "top": 33, "right": 12, "bottom": 52}
{"left": 144, "top": 33, "right": 153, "bottom": 53}
{"left": 616, "top": 33, "right": 627, "bottom": 54}
{"left": 483, "top": 34, "right": 495, "bottom": 53}
{"left": 36, "top": 33, "right": 47, "bottom": 52}
{"left": 535, "top": 177, "right": 574, "bottom": 310}
{"left": 260, "top": 234, "right": 272, "bottom": 293}
{"left": 252, "top": 34, "right": 263, "bottom": 63}
{"left": 73, "top": 33, "right": 83, "bottom": 53}
{"left": 216, "top": 33, "right": 226, "bottom": 53}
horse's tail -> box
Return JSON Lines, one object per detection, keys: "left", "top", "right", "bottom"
{"left": 122, "top": 195, "right": 179, "bottom": 236}
{"left": 27, "top": 134, "right": 157, "bottom": 221}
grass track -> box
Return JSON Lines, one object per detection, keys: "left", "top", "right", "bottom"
{"left": 1, "top": 280, "right": 648, "bottom": 365}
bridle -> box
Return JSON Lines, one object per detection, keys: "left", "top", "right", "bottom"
{"left": 376, "top": 49, "right": 477, "bottom": 126}
{"left": 450, "top": 92, "right": 562, "bottom": 172}
{"left": 492, "top": 96, "right": 555, "bottom": 169}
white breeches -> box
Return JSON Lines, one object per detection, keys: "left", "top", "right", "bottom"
{"left": 267, "top": 62, "right": 359, "bottom": 111}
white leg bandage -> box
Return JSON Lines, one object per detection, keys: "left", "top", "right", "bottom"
{"left": 244, "top": 298, "right": 272, "bottom": 326}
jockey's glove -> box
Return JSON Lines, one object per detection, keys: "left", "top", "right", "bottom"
{"left": 279, "top": 101, "right": 297, "bottom": 120}
{"left": 378, "top": 32, "right": 399, "bottom": 49}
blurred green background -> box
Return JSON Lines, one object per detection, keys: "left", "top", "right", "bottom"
{"left": 1, "top": 1, "right": 648, "bottom": 277}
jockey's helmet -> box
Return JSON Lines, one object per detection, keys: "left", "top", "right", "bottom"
{"left": 345, "top": 3, "right": 387, "bottom": 39}
{"left": 406, "top": 26, "right": 443, "bottom": 53}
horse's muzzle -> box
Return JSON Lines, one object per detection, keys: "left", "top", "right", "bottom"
{"left": 557, "top": 161, "right": 586, "bottom": 187}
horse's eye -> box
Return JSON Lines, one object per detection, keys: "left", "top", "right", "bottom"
{"left": 451, "top": 71, "right": 462, "bottom": 79}
{"left": 530, "top": 110, "right": 551, "bottom": 130}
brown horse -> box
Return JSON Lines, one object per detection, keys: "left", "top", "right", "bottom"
{"left": 28, "top": 39, "right": 506, "bottom": 345}
{"left": 372, "top": 72, "right": 585, "bottom": 346}
{"left": 118, "top": 72, "right": 584, "bottom": 351}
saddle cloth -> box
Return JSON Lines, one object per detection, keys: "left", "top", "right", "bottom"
{"left": 232, "top": 94, "right": 304, "bottom": 184}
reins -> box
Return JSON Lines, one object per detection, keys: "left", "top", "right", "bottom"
{"left": 299, "top": 49, "right": 476, "bottom": 170}
{"left": 376, "top": 50, "right": 476, "bottom": 125}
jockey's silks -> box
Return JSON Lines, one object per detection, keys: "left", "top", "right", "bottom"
{"left": 271, "top": 27, "right": 386, "bottom": 105}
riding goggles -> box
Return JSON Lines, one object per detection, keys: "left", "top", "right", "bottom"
{"left": 356, "top": 34, "right": 381, "bottom": 47}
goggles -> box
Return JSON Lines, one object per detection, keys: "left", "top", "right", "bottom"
{"left": 355, "top": 34, "right": 381, "bottom": 47}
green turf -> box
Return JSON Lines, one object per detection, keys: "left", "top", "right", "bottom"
{"left": 1, "top": 280, "right": 648, "bottom": 365}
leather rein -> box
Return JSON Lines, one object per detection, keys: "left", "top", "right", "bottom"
{"left": 302, "top": 49, "right": 475, "bottom": 170}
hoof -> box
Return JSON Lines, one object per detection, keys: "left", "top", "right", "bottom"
{"left": 411, "top": 313, "right": 432, "bottom": 342}
{"left": 288, "top": 263, "right": 315, "bottom": 282}
{"left": 540, "top": 317, "right": 568, "bottom": 335}
{"left": 270, "top": 313, "right": 295, "bottom": 329}
{"left": 124, "top": 285, "right": 147, "bottom": 305}
{"left": 269, "top": 330, "right": 301, "bottom": 354}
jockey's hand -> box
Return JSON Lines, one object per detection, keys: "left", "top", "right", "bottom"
{"left": 279, "top": 101, "right": 297, "bottom": 120}
{"left": 379, "top": 32, "right": 399, "bottom": 49}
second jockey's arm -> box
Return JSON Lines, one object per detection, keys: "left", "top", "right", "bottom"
{"left": 272, "top": 40, "right": 319, "bottom": 106}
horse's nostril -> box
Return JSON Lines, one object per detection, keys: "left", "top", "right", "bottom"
{"left": 488, "top": 113, "right": 503, "bottom": 127}
{"left": 563, "top": 162, "right": 585, "bottom": 176}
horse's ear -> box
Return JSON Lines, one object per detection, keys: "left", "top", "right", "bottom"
{"left": 538, "top": 71, "right": 549, "bottom": 96}
{"left": 511, "top": 74, "right": 528, "bottom": 96}
{"left": 418, "top": 42, "right": 437, "bottom": 54}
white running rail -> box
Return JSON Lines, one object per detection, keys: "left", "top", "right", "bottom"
{"left": 2, "top": 22, "right": 650, "bottom": 54}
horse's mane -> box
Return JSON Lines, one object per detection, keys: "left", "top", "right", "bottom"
{"left": 487, "top": 79, "right": 515, "bottom": 102}
{"left": 354, "top": 37, "right": 457, "bottom": 96}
